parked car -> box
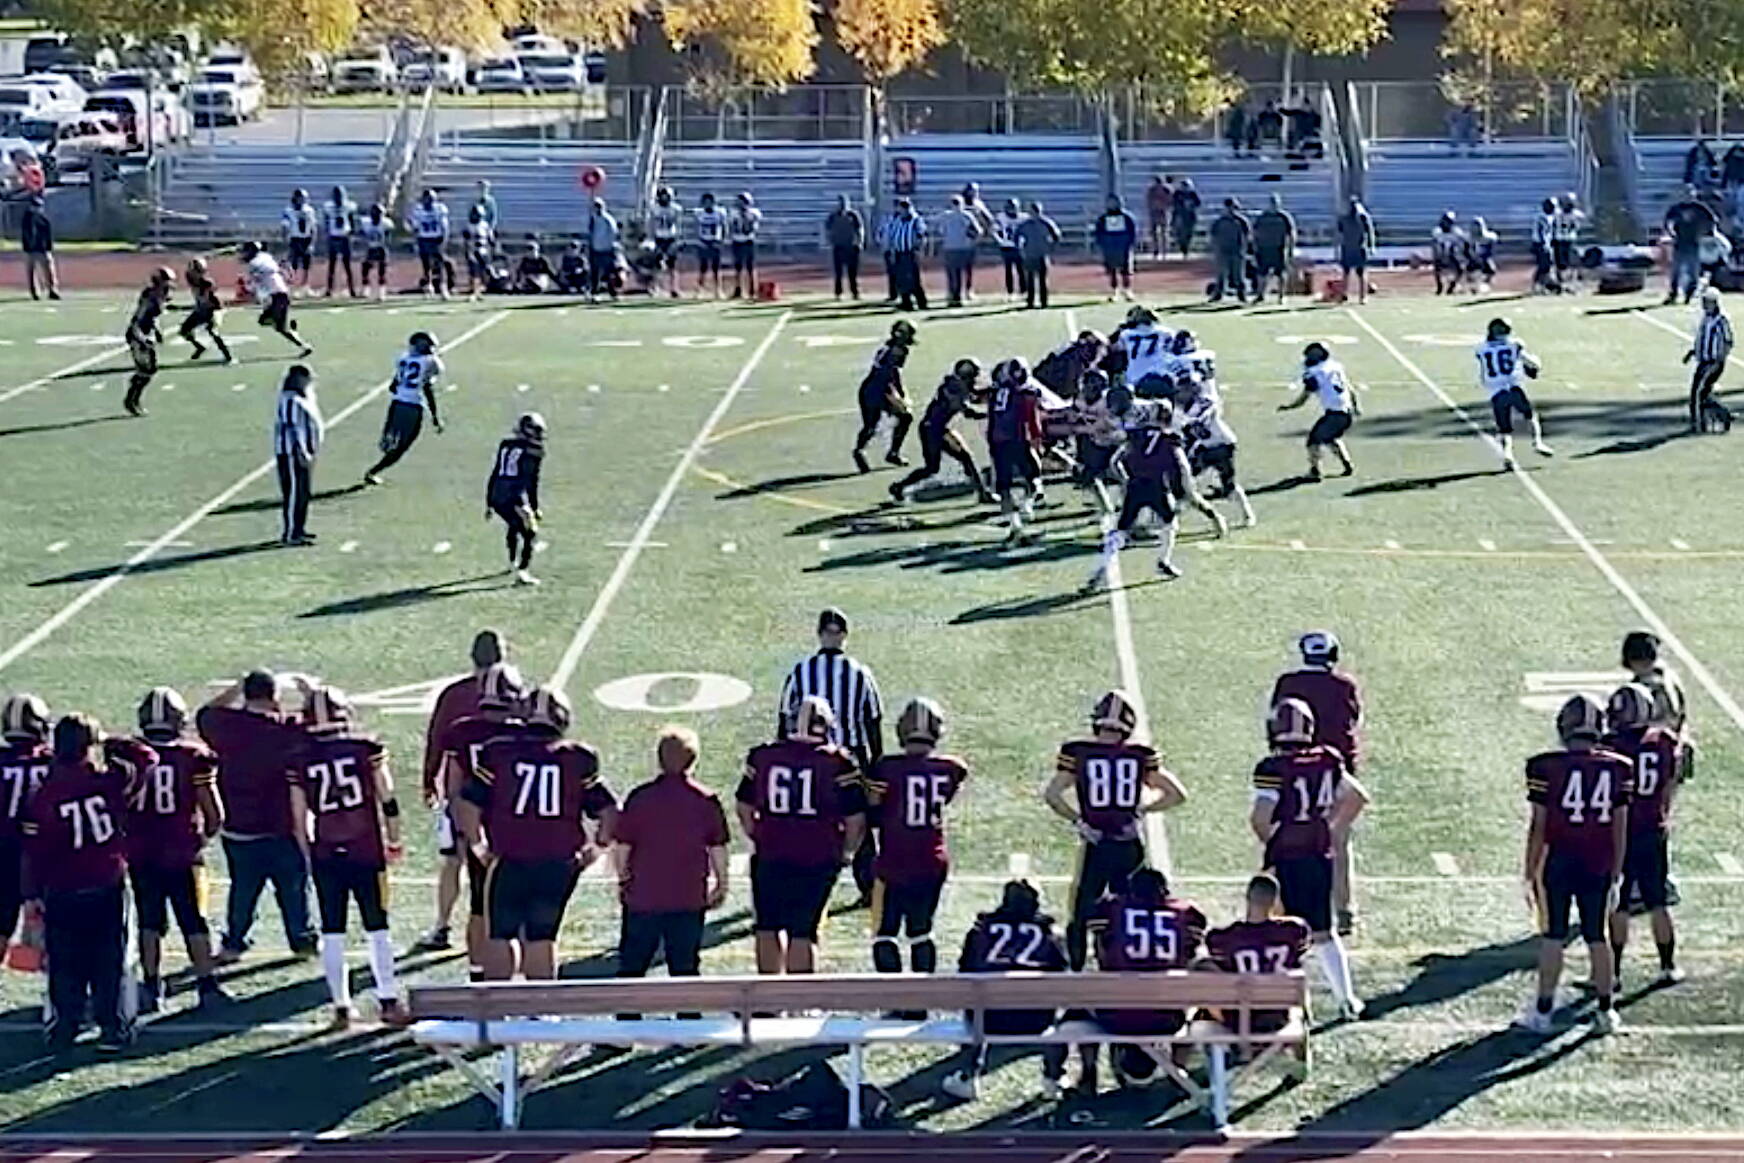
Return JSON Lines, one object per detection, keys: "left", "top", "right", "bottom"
{"left": 0, "top": 81, "right": 83, "bottom": 128}
{"left": 17, "top": 73, "right": 89, "bottom": 108}
{"left": 47, "top": 63, "right": 106, "bottom": 92}
{"left": 98, "top": 77, "right": 191, "bottom": 142}
{"left": 187, "top": 66, "right": 264, "bottom": 125}
{"left": 401, "top": 46, "right": 467, "bottom": 93}
{"left": 43, "top": 113, "right": 126, "bottom": 182}
{"left": 517, "top": 52, "right": 583, "bottom": 92}
{"left": 473, "top": 56, "right": 530, "bottom": 94}
{"left": 332, "top": 47, "right": 397, "bottom": 94}
{"left": 301, "top": 52, "right": 332, "bottom": 94}
{"left": 511, "top": 33, "right": 569, "bottom": 55}
{"left": 205, "top": 45, "right": 254, "bottom": 70}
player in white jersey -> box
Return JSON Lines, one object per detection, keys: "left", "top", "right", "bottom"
{"left": 358, "top": 204, "right": 393, "bottom": 300}
{"left": 1179, "top": 360, "right": 1255, "bottom": 528}
{"left": 364, "top": 332, "right": 446, "bottom": 486}
{"left": 1164, "top": 330, "right": 1217, "bottom": 401}
{"left": 281, "top": 188, "right": 318, "bottom": 292}
{"left": 1118, "top": 307, "right": 1176, "bottom": 397}
{"left": 322, "top": 185, "right": 358, "bottom": 298}
{"left": 648, "top": 185, "right": 684, "bottom": 298}
{"left": 240, "top": 241, "right": 311, "bottom": 355}
{"left": 729, "top": 191, "right": 763, "bottom": 299}
{"left": 694, "top": 192, "right": 725, "bottom": 298}
{"left": 1475, "top": 317, "right": 1553, "bottom": 467}
{"left": 1279, "top": 342, "right": 1358, "bottom": 479}
{"left": 409, "top": 190, "right": 452, "bottom": 299}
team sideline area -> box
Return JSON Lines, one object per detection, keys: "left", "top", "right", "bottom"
{"left": 2, "top": 283, "right": 1744, "bottom": 1136}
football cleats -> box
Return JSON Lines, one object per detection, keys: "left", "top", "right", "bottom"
{"left": 516, "top": 411, "right": 547, "bottom": 443}
{"left": 1268, "top": 697, "right": 1317, "bottom": 745}
{"left": 1303, "top": 342, "right": 1330, "bottom": 367}
{"left": 1298, "top": 630, "right": 1340, "bottom": 665}
{"left": 523, "top": 686, "right": 573, "bottom": 733}
{"left": 409, "top": 331, "right": 437, "bottom": 354}
{"left": 1556, "top": 693, "right": 1605, "bottom": 743}
{"left": 952, "top": 357, "right": 982, "bottom": 382}
{"left": 303, "top": 685, "right": 353, "bottom": 733}
{"left": 137, "top": 687, "right": 189, "bottom": 738}
{"left": 1092, "top": 689, "right": 1140, "bottom": 737}
{"left": 1606, "top": 683, "right": 1655, "bottom": 732}
{"left": 477, "top": 663, "right": 527, "bottom": 710}
{"left": 890, "top": 320, "right": 917, "bottom": 346}
{"left": 1486, "top": 317, "right": 1511, "bottom": 341}
{"left": 897, "top": 696, "right": 945, "bottom": 746}
{"left": 790, "top": 695, "right": 838, "bottom": 743}
{"left": 1, "top": 693, "right": 50, "bottom": 743}
{"left": 1170, "top": 330, "right": 1198, "bottom": 355}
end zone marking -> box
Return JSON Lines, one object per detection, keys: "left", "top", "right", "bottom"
{"left": 1717, "top": 853, "right": 1743, "bottom": 876}
{"left": 1432, "top": 852, "right": 1461, "bottom": 876}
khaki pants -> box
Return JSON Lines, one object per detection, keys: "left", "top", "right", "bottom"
{"left": 25, "top": 251, "right": 57, "bottom": 297}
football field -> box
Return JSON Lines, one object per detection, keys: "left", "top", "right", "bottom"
{"left": 1, "top": 282, "right": 1743, "bottom": 1133}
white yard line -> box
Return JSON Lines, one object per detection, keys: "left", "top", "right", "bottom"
{"left": 1349, "top": 310, "right": 1744, "bottom": 737}
{"left": 549, "top": 312, "right": 792, "bottom": 690}
{"left": 0, "top": 312, "right": 510, "bottom": 677}
{"left": 0, "top": 344, "right": 126, "bottom": 406}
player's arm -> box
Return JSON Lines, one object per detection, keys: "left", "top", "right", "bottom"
{"left": 423, "top": 363, "right": 444, "bottom": 431}
{"left": 374, "top": 752, "right": 402, "bottom": 857}
{"left": 1250, "top": 764, "right": 1281, "bottom": 844}
{"left": 734, "top": 762, "right": 760, "bottom": 849}
{"left": 1043, "top": 758, "right": 1079, "bottom": 824}
{"left": 288, "top": 780, "right": 313, "bottom": 862}
{"left": 195, "top": 773, "right": 224, "bottom": 840}
{"left": 841, "top": 809, "right": 867, "bottom": 867}
{"left": 1523, "top": 802, "right": 1546, "bottom": 882}
{"left": 1141, "top": 757, "right": 1187, "bottom": 812}
{"left": 1331, "top": 772, "right": 1369, "bottom": 836}
{"left": 1278, "top": 383, "right": 1313, "bottom": 411}
{"left": 1346, "top": 380, "right": 1363, "bottom": 417}
{"left": 455, "top": 756, "right": 489, "bottom": 856}
{"left": 202, "top": 677, "right": 246, "bottom": 711}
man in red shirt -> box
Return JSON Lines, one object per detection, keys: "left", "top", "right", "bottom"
{"left": 414, "top": 628, "right": 505, "bottom": 953}
{"left": 1270, "top": 630, "right": 1364, "bottom": 935}
{"left": 1604, "top": 683, "right": 1685, "bottom": 987}
{"left": 614, "top": 725, "right": 730, "bottom": 981}
{"left": 0, "top": 693, "right": 52, "bottom": 969}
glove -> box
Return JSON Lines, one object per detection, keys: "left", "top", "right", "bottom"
{"left": 1524, "top": 364, "right": 1540, "bottom": 380}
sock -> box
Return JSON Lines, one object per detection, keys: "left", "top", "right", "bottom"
{"left": 519, "top": 536, "right": 535, "bottom": 570}
{"left": 1501, "top": 434, "right": 1515, "bottom": 461}
{"left": 1157, "top": 523, "right": 1178, "bottom": 569}
{"left": 321, "top": 935, "right": 350, "bottom": 1009}
{"left": 1597, "top": 992, "right": 1614, "bottom": 1011}
{"left": 505, "top": 528, "right": 518, "bottom": 566}
{"left": 871, "top": 937, "right": 901, "bottom": 974}
{"left": 1657, "top": 937, "right": 1676, "bottom": 970}
{"left": 1315, "top": 937, "right": 1356, "bottom": 1007}
{"left": 1098, "top": 528, "right": 1125, "bottom": 573}
{"left": 366, "top": 930, "right": 400, "bottom": 1001}
{"left": 1612, "top": 941, "right": 1626, "bottom": 979}
{"left": 911, "top": 937, "right": 936, "bottom": 974}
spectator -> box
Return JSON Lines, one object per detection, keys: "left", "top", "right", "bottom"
{"left": 1283, "top": 96, "right": 1322, "bottom": 154}
{"left": 1092, "top": 193, "right": 1138, "bottom": 301}
{"left": 513, "top": 238, "right": 556, "bottom": 294}
{"left": 1685, "top": 139, "right": 1718, "bottom": 189}
{"left": 20, "top": 195, "right": 57, "bottom": 300}
{"left": 1252, "top": 193, "right": 1297, "bottom": 303}
{"left": 1724, "top": 143, "right": 1744, "bottom": 191}
{"left": 1145, "top": 173, "right": 1173, "bottom": 258}
{"left": 960, "top": 182, "right": 994, "bottom": 298}
{"left": 1225, "top": 101, "right": 1249, "bottom": 156}
{"left": 1170, "top": 178, "right": 1202, "bottom": 257}
{"left": 994, "top": 197, "right": 1026, "bottom": 300}
{"left": 1665, "top": 185, "right": 1720, "bottom": 305}
{"left": 613, "top": 726, "right": 731, "bottom": 983}
{"left": 1336, "top": 197, "right": 1376, "bottom": 305}
{"left": 558, "top": 238, "right": 589, "bottom": 293}
{"left": 462, "top": 205, "right": 495, "bottom": 300}
{"left": 1447, "top": 102, "right": 1480, "bottom": 155}
{"left": 939, "top": 195, "right": 982, "bottom": 308}
{"left": 1015, "top": 201, "right": 1062, "bottom": 309}
{"left": 1208, "top": 198, "right": 1252, "bottom": 304}
{"left": 880, "top": 198, "right": 928, "bottom": 312}
{"left": 587, "top": 197, "right": 620, "bottom": 302}
{"left": 1254, "top": 99, "right": 1284, "bottom": 154}
{"left": 472, "top": 179, "right": 499, "bottom": 232}
{"left": 824, "top": 194, "right": 864, "bottom": 300}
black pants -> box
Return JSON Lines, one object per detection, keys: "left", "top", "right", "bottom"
{"left": 883, "top": 250, "right": 898, "bottom": 300}
{"left": 619, "top": 909, "right": 704, "bottom": 977}
{"left": 1173, "top": 215, "right": 1197, "bottom": 257}
{"left": 1001, "top": 248, "right": 1024, "bottom": 295}
{"left": 491, "top": 498, "right": 537, "bottom": 568}
{"left": 179, "top": 309, "right": 232, "bottom": 360}
{"left": 45, "top": 883, "right": 127, "bottom": 1047}
{"left": 276, "top": 453, "right": 314, "bottom": 541}
{"left": 891, "top": 250, "right": 927, "bottom": 310}
{"left": 222, "top": 834, "right": 315, "bottom": 955}
{"left": 945, "top": 249, "right": 974, "bottom": 304}
{"left": 1692, "top": 359, "right": 1727, "bottom": 427}
{"left": 1213, "top": 248, "right": 1247, "bottom": 300}
{"left": 896, "top": 426, "right": 984, "bottom": 496}
{"left": 1023, "top": 257, "right": 1050, "bottom": 308}
{"left": 326, "top": 237, "right": 355, "bottom": 295}
{"left": 832, "top": 245, "right": 861, "bottom": 297}
{"left": 416, "top": 239, "right": 446, "bottom": 292}
{"left": 590, "top": 249, "right": 617, "bottom": 296}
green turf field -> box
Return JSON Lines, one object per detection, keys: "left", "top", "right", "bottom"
{"left": 1, "top": 283, "right": 1742, "bottom": 1133}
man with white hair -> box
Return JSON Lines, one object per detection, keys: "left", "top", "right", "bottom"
{"left": 1685, "top": 286, "right": 1734, "bottom": 432}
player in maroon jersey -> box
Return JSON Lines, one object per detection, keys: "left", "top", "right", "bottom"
{"left": 865, "top": 697, "right": 965, "bottom": 985}
{"left": 940, "top": 880, "right": 1070, "bottom": 1102}
{"left": 464, "top": 688, "right": 616, "bottom": 981}
{"left": 1085, "top": 868, "right": 1207, "bottom": 1089}
{"left": 288, "top": 687, "right": 407, "bottom": 1029}
{"left": 1521, "top": 694, "right": 1634, "bottom": 1035}
{"left": 130, "top": 687, "right": 227, "bottom": 1013}
{"left": 1603, "top": 683, "right": 1684, "bottom": 988}
{"left": 736, "top": 697, "right": 865, "bottom": 975}
{"left": 1044, "top": 689, "right": 1186, "bottom": 969}
{"left": 0, "top": 693, "right": 52, "bottom": 969}
{"left": 1206, "top": 874, "right": 1312, "bottom": 1035}
{"left": 1085, "top": 400, "right": 1224, "bottom": 588}
{"left": 1250, "top": 698, "right": 1367, "bottom": 1019}
{"left": 436, "top": 662, "right": 528, "bottom": 978}
{"left": 1270, "top": 630, "right": 1365, "bottom": 935}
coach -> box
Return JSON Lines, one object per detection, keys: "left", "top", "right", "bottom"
{"left": 778, "top": 608, "right": 884, "bottom": 899}
{"left": 273, "top": 365, "right": 321, "bottom": 547}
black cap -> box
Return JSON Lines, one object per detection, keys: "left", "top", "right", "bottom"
{"left": 817, "top": 607, "right": 849, "bottom": 634}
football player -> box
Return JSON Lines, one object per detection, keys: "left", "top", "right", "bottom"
{"left": 940, "top": 880, "right": 1069, "bottom": 1102}
{"left": 648, "top": 185, "right": 684, "bottom": 298}
{"left": 1084, "top": 868, "right": 1207, "bottom": 1089}
{"left": 287, "top": 686, "right": 408, "bottom": 1029}
{"left": 1045, "top": 689, "right": 1187, "bottom": 969}
{"left": 865, "top": 698, "right": 966, "bottom": 987}
{"left": 1071, "top": 370, "right": 1130, "bottom": 514}
{"left": 1206, "top": 874, "right": 1312, "bottom": 1036}
{"left": 986, "top": 357, "right": 1045, "bottom": 543}
{"left": 122, "top": 266, "right": 173, "bottom": 417}
{"left": 736, "top": 697, "right": 865, "bottom": 975}
{"left": 889, "top": 359, "right": 992, "bottom": 505}
{"left": 695, "top": 192, "right": 726, "bottom": 299}
{"left": 1085, "top": 400, "right": 1225, "bottom": 589}
{"left": 364, "top": 332, "right": 444, "bottom": 487}
{"left": 1251, "top": 698, "right": 1368, "bottom": 1020}
{"left": 1035, "top": 330, "right": 1106, "bottom": 397}
{"left": 322, "top": 185, "right": 358, "bottom": 298}
{"left": 130, "top": 687, "right": 228, "bottom": 1013}
{"left": 488, "top": 412, "right": 547, "bottom": 586}
{"left": 1165, "top": 330, "right": 1217, "bottom": 402}
{"left": 358, "top": 204, "right": 393, "bottom": 301}
{"left": 1603, "top": 683, "right": 1684, "bottom": 987}
{"left": 409, "top": 189, "right": 453, "bottom": 299}
{"left": 0, "top": 693, "right": 52, "bottom": 969}
{"left": 1520, "top": 695, "right": 1633, "bottom": 1034}
{"left": 240, "top": 241, "right": 312, "bottom": 356}
{"left": 179, "top": 258, "right": 233, "bottom": 364}
{"left": 1279, "top": 342, "right": 1358, "bottom": 480}
{"left": 1177, "top": 344, "right": 1255, "bottom": 529}
{"left": 1117, "top": 307, "right": 1175, "bottom": 397}
{"left": 464, "top": 688, "right": 615, "bottom": 981}
{"left": 1430, "top": 211, "right": 1468, "bottom": 295}
{"left": 437, "top": 663, "right": 531, "bottom": 980}
{"left": 1622, "top": 630, "right": 1689, "bottom": 736}
{"left": 281, "top": 188, "right": 317, "bottom": 293}
{"left": 853, "top": 320, "right": 917, "bottom": 473}
{"left": 1475, "top": 318, "right": 1553, "bottom": 468}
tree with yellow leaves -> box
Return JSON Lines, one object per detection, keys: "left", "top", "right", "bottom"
{"left": 357, "top": 0, "right": 519, "bottom": 53}
{"left": 664, "top": 0, "right": 818, "bottom": 89}
{"left": 520, "top": 0, "right": 647, "bottom": 48}
{"left": 1442, "top": 0, "right": 1678, "bottom": 100}
{"left": 833, "top": 0, "right": 944, "bottom": 87}
{"left": 1227, "top": 0, "right": 1390, "bottom": 94}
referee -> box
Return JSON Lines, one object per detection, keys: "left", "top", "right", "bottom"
{"left": 881, "top": 200, "right": 928, "bottom": 312}
{"left": 273, "top": 365, "right": 322, "bottom": 546}
{"left": 778, "top": 607, "right": 885, "bottom": 899}
{"left": 1685, "top": 286, "right": 1734, "bottom": 432}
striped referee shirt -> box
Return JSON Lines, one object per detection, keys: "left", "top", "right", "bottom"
{"left": 778, "top": 648, "right": 884, "bottom": 757}
{"left": 1696, "top": 310, "right": 1734, "bottom": 363}
{"left": 881, "top": 214, "right": 927, "bottom": 254}
{"left": 274, "top": 389, "right": 324, "bottom": 460}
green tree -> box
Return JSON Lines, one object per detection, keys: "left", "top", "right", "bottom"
{"left": 1442, "top": 0, "right": 1677, "bottom": 99}
{"left": 833, "top": 0, "right": 945, "bottom": 87}
{"left": 358, "top": 0, "right": 519, "bottom": 52}
{"left": 1228, "top": 0, "right": 1391, "bottom": 93}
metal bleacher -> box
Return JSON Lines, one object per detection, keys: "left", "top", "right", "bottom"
{"left": 1362, "top": 139, "right": 1584, "bottom": 244}
{"left": 883, "top": 135, "right": 1104, "bottom": 234}
{"left": 656, "top": 144, "right": 867, "bottom": 251}
{"left": 149, "top": 143, "right": 385, "bottom": 247}
{"left": 420, "top": 137, "right": 641, "bottom": 239}
{"left": 1118, "top": 143, "right": 1339, "bottom": 240}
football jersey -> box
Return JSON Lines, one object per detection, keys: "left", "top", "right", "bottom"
{"left": 1079, "top": 393, "right": 1126, "bottom": 448}
{"left": 289, "top": 733, "right": 389, "bottom": 865}
{"left": 1553, "top": 208, "right": 1584, "bottom": 241}
{"left": 920, "top": 376, "right": 977, "bottom": 433}
{"left": 323, "top": 200, "right": 355, "bottom": 237}
{"left": 1270, "top": 668, "right": 1362, "bottom": 770}
{"left": 1206, "top": 917, "right": 1311, "bottom": 974}
{"left": 649, "top": 200, "right": 683, "bottom": 240}
{"left": 1603, "top": 727, "right": 1680, "bottom": 835}
{"left": 736, "top": 738, "right": 863, "bottom": 867}
{"left": 488, "top": 436, "right": 544, "bottom": 506}
{"left": 411, "top": 203, "right": 451, "bottom": 239}
{"left": 695, "top": 207, "right": 725, "bottom": 242}
{"left": 281, "top": 204, "right": 317, "bottom": 239}
{"left": 439, "top": 714, "right": 530, "bottom": 787}
{"left": 0, "top": 740, "right": 50, "bottom": 844}
{"left": 1182, "top": 382, "right": 1236, "bottom": 449}
{"left": 358, "top": 218, "right": 390, "bottom": 249}
{"left": 729, "top": 207, "right": 762, "bottom": 242}
{"left": 1526, "top": 747, "right": 1635, "bottom": 876}
{"left": 246, "top": 253, "right": 288, "bottom": 299}
{"left": 1121, "top": 324, "right": 1174, "bottom": 385}
{"left": 1167, "top": 348, "right": 1217, "bottom": 391}
{"left": 127, "top": 736, "right": 216, "bottom": 868}
{"left": 1124, "top": 425, "right": 1188, "bottom": 487}
{"left": 22, "top": 739, "right": 153, "bottom": 895}
{"left": 1253, "top": 744, "right": 1348, "bottom": 862}
{"left": 866, "top": 753, "right": 966, "bottom": 884}
{"left": 993, "top": 211, "right": 1023, "bottom": 249}
{"left": 188, "top": 272, "right": 222, "bottom": 314}
{"left": 1089, "top": 891, "right": 1206, "bottom": 971}
{"left": 987, "top": 381, "right": 1034, "bottom": 444}
{"left": 390, "top": 350, "right": 443, "bottom": 406}
{"left": 1532, "top": 211, "right": 1555, "bottom": 245}
{"left": 465, "top": 220, "right": 495, "bottom": 255}
{"left": 1056, "top": 739, "right": 1160, "bottom": 841}
{"left": 1475, "top": 338, "right": 1537, "bottom": 396}
{"left": 1431, "top": 226, "right": 1466, "bottom": 263}
{"left": 959, "top": 910, "right": 1067, "bottom": 972}
{"left": 128, "top": 287, "right": 166, "bottom": 339}
{"left": 469, "top": 735, "right": 615, "bottom": 862}
{"left": 860, "top": 342, "right": 908, "bottom": 396}
{"left": 1305, "top": 359, "right": 1352, "bottom": 413}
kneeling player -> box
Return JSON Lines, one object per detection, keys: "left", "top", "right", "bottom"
{"left": 487, "top": 412, "right": 546, "bottom": 586}
{"left": 180, "top": 259, "right": 233, "bottom": 364}
{"left": 123, "top": 267, "right": 173, "bottom": 416}
{"left": 364, "top": 332, "right": 445, "bottom": 487}
{"left": 1085, "top": 401, "right": 1225, "bottom": 588}
{"left": 1520, "top": 695, "right": 1633, "bottom": 1034}
{"left": 288, "top": 687, "right": 408, "bottom": 1028}
{"left": 1085, "top": 869, "right": 1207, "bottom": 1090}
{"left": 737, "top": 698, "right": 865, "bottom": 975}
{"left": 1279, "top": 342, "right": 1359, "bottom": 479}
{"left": 1603, "top": 683, "right": 1684, "bottom": 987}
{"left": 1045, "top": 689, "right": 1187, "bottom": 969}
{"left": 1476, "top": 318, "right": 1553, "bottom": 468}
{"left": 1250, "top": 699, "right": 1367, "bottom": 1020}
{"left": 940, "top": 881, "right": 1069, "bottom": 1102}
{"left": 853, "top": 321, "right": 916, "bottom": 473}
{"left": 890, "top": 359, "right": 993, "bottom": 504}
{"left": 1207, "top": 875, "right": 1312, "bottom": 1037}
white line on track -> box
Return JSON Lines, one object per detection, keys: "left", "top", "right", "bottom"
{"left": 549, "top": 312, "right": 792, "bottom": 690}
{"left": 1350, "top": 310, "right": 1744, "bottom": 738}
{"left": 0, "top": 344, "right": 126, "bottom": 406}
{"left": 0, "top": 311, "right": 510, "bottom": 677}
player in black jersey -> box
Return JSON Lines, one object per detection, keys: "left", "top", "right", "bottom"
{"left": 124, "top": 267, "right": 174, "bottom": 416}
{"left": 179, "top": 258, "right": 233, "bottom": 364}
{"left": 853, "top": 320, "right": 916, "bottom": 473}
{"left": 889, "top": 358, "right": 994, "bottom": 504}
{"left": 488, "top": 412, "right": 547, "bottom": 587}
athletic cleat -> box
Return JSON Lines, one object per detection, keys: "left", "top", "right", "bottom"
{"left": 1337, "top": 910, "right": 1356, "bottom": 937}
{"left": 940, "top": 1070, "right": 980, "bottom": 1101}
{"left": 137, "top": 981, "right": 162, "bottom": 1016}
{"left": 213, "top": 945, "right": 244, "bottom": 967}
{"left": 514, "top": 569, "right": 541, "bottom": 587}
{"left": 298, "top": 345, "right": 314, "bottom": 358}
{"left": 196, "top": 980, "right": 233, "bottom": 1007}
{"left": 885, "top": 452, "right": 909, "bottom": 467}
{"left": 853, "top": 450, "right": 871, "bottom": 474}
{"left": 887, "top": 482, "right": 905, "bottom": 503}
{"left": 330, "top": 1005, "right": 353, "bottom": 1031}
{"left": 411, "top": 927, "right": 451, "bottom": 953}
{"left": 362, "top": 472, "right": 383, "bottom": 487}
{"left": 1594, "top": 1007, "right": 1622, "bottom": 1034}
{"left": 1657, "top": 965, "right": 1686, "bottom": 986}
{"left": 1082, "top": 568, "right": 1107, "bottom": 593}
{"left": 1514, "top": 1002, "right": 1554, "bottom": 1034}
{"left": 189, "top": 343, "right": 207, "bottom": 360}
{"left": 1156, "top": 560, "right": 1182, "bottom": 579}
{"left": 1338, "top": 998, "right": 1365, "bottom": 1022}
{"left": 1501, "top": 455, "right": 1518, "bottom": 471}
{"left": 379, "top": 999, "right": 413, "bottom": 1029}
{"left": 1533, "top": 441, "right": 1555, "bottom": 458}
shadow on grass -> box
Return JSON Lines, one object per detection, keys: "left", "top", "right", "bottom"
{"left": 30, "top": 540, "right": 284, "bottom": 587}
{"left": 297, "top": 573, "right": 510, "bottom": 618}
{"left": 0, "top": 414, "right": 131, "bottom": 440}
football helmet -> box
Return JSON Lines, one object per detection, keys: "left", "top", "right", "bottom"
{"left": 239, "top": 240, "right": 261, "bottom": 261}
{"left": 890, "top": 320, "right": 917, "bottom": 346}
{"left": 516, "top": 411, "right": 547, "bottom": 443}
{"left": 1092, "top": 689, "right": 1139, "bottom": 737}
{"left": 186, "top": 257, "right": 209, "bottom": 279}
{"left": 1298, "top": 630, "right": 1340, "bottom": 665}
{"left": 656, "top": 185, "right": 675, "bottom": 203}
{"left": 1606, "top": 683, "right": 1654, "bottom": 732}
{"left": 304, "top": 686, "right": 353, "bottom": 733}
{"left": 1001, "top": 356, "right": 1030, "bottom": 385}
{"left": 137, "top": 687, "right": 189, "bottom": 738}
{"left": 1125, "top": 305, "right": 1156, "bottom": 327}
{"left": 153, "top": 266, "right": 175, "bottom": 286}
{"left": 409, "top": 331, "right": 437, "bottom": 354}
{"left": 1487, "top": 317, "right": 1512, "bottom": 341}
{"left": 1303, "top": 342, "right": 1330, "bottom": 367}
{"left": 1076, "top": 329, "right": 1106, "bottom": 351}
{"left": 1170, "top": 330, "right": 1198, "bottom": 355}
{"left": 1268, "top": 697, "right": 1317, "bottom": 745}
{"left": 898, "top": 696, "right": 945, "bottom": 746}
{"left": 1080, "top": 368, "right": 1110, "bottom": 402}
{"left": 524, "top": 686, "right": 573, "bottom": 733}
{"left": 952, "top": 357, "right": 982, "bottom": 382}
{"left": 477, "top": 662, "right": 527, "bottom": 710}
{"left": 1, "top": 693, "right": 50, "bottom": 743}
{"left": 791, "top": 695, "right": 838, "bottom": 742}
{"left": 1128, "top": 867, "right": 1168, "bottom": 902}
{"left": 1106, "top": 383, "right": 1134, "bottom": 417}
{"left": 1556, "top": 693, "right": 1605, "bottom": 743}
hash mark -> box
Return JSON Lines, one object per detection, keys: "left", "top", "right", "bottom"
{"left": 587, "top": 384, "right": 601, "bottom": 393}
{"left": 1478, "top": 538, "right": 1497, "bottom": 552}
{"left": 159, "top": 383, "right": 175, "bottom": 392}
{"left": 1671, "top": 538, "right": 1691, "bottom": 551}
{"left": 45, "top": 542, "right": 67, "bottom": 554}
{"left": 1288, "top": 539, "right": 1306, "bottom": 551}
{"left": 89, "top": 382, "right": 104, "bottom": 391}
{"left": 817, "top": 539, "right": 832, "bottom": 552}
{"left": 1384, "top": 539, "right": 1402, "bottom": 550}
{"left": 799, "top": 383, "right": 812, "bottom": 393}
{"left": 1717, "top": 853, "right": 1744, "bottom": 876}
{"left": 516, "top": 383, "right": 531, "bottom": 393}
{"left": 231, "top": 383, "right": 246, "bottom": 392}
{"left": 721, "top": 540, "right": 738, "bottom": 553}
{"left": 338, "top": 540, "right": 358, "bottom": 553}
{"left": 1432, "top": 852, "right": 1461, "bottom": 876}
{"left": 432, "top": 541, "right": 452, "bottom": 555}
{"left": 657, "top": 384, "right": 670, "bottom": 393}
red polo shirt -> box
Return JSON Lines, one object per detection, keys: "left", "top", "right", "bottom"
{"left": 616, "top": 772, "right": 730, "bottom": 914}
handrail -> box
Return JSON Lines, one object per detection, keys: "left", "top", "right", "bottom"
{"left": 638, "top": 85, "right": 667, "bottom": 219}
{"left": 386, "top": 83, "right": 438, "bottom": 221}
{"left": 1100, "top": 91, "right": 1121, "bottom": 203}
{"left": 1343, "top": 80, "right": 1368, "bottom": 202}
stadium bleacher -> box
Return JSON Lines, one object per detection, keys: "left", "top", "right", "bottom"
{"left": 1361, "top": 139, "right": 1585, "bottom": 245}
{"left": 1118, "top": 142, "right": 1340, "bottom": 241}
{"left": 883, "top": 134, "right": 1104, "bottom": 239}
{"left": 149, "top": 143, "right": 385, "bottom": 248}
{"left": 655, "top": 143, "right": 868, "bottom": 251}
{"left": 420, "top": 137, "right": 641, "bottom": 241}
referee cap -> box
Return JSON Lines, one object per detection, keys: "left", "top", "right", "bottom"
{"left": 817, "top": 607, "right": 849, "bottom": 634}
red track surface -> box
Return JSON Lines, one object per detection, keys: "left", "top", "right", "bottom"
{"left": 4, "top": 1134, "right": 1744, "bottom": 1163}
